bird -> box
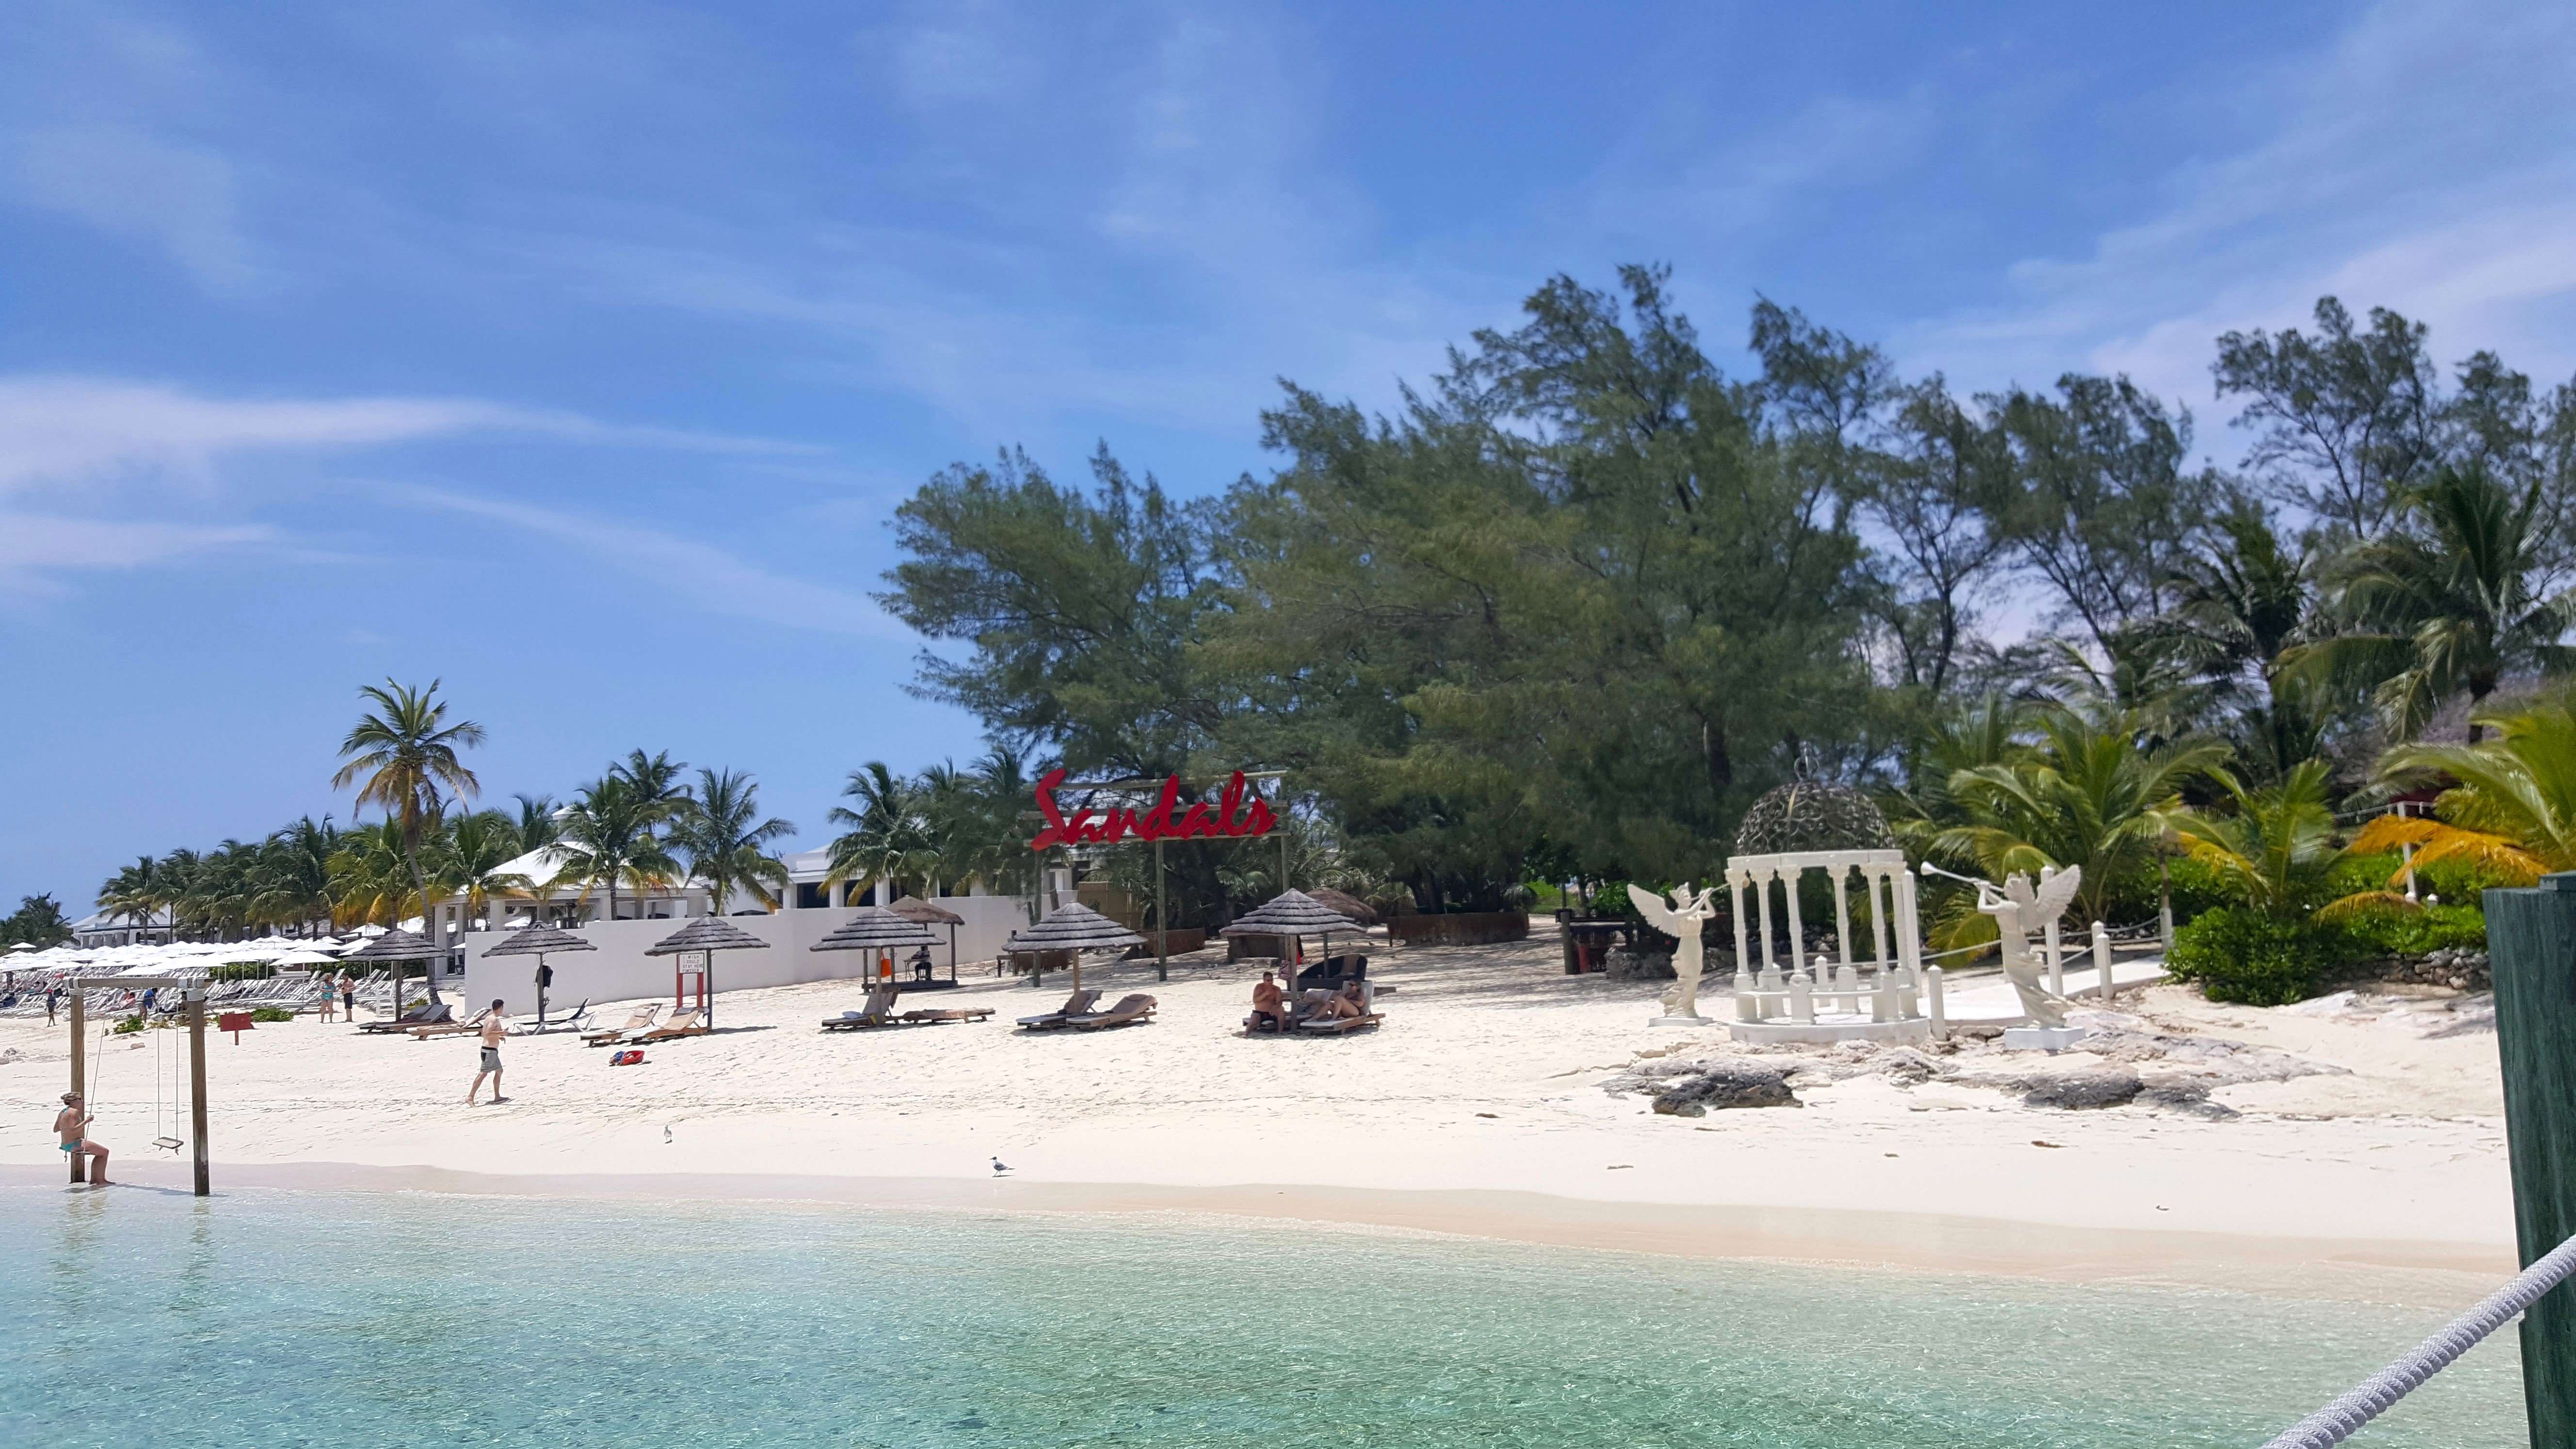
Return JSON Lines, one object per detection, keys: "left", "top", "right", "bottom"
{"left": 991, "top": 1157, "right": 1012, "bottom": 1176}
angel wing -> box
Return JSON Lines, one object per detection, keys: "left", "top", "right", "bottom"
{"left": 1627, "top": 883, "right": 1685, "bottom": 934}
{"left": 2028, "top": 864, "right": 2083, "bottom": 923}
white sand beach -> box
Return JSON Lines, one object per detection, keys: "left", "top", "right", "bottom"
{"left": 0, "top": 926, "right": 2513, "bottom": 1303}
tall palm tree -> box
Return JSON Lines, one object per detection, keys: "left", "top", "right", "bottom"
{"left": 2351, "top": 690, "right": 2576, "bottom": 886}
{"left": 510, "top": 793, "right": 562, "bottom": 854}
{"left": 2289, "top": 465, "right": 2576, "bottom": 741}
{"left": 332, "top": 678, "right": 484, "bottom": 1002}
{"left": 671, "top": 768, "right": 796, "bottom": 914}
{"left": 548, "top": 774, "right": 681, "bottom": 922}
{"left": 257, "top": 817, "right": 343, "bottom": 936}
{"left": 1931, "top": 705, "right": 2229, "bottom": 924}
{"left": 2172, "top": 759, "right": 2341, "bottom": 918}
{"left": 825, "top": 761, "right": 942, "bottom": 902}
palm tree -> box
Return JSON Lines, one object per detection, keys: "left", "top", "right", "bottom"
{"left": 98, "top": 855, "right": 160, "bottom": 934}
{"left": 327, "top": 822, "right": 417, "bottom": 927}
{"left": 428, "top": 810, "right": 535, "bottom": 923}
{"left": 671, "top": 768, "right": 796, "bottom": 914}
{"left": 2351, "top": 690, "right": 2576, "bottom": 887}
{"left": 1931, "top": 705, "right": 2229, "bottom": 924}
{"left": 549, "top": 774, "right": 681, "bottom": 922}
{"left": 825, "top": 762, "right": 942, "bottom": 902}
{"left": 510, "top": 793, "right": 562, "bottom": 854}
{"left": 2289, "top": 465, "right": 2576, "bottom": 741}
{"left": 331, "top": 678, "right": 484, "bottom": 1001}
{"left": 2172, "top": 759, "right": 2341, "bottom": 918}
{"left": 257, "top": 817, "right": 343, "bottom": 936}
{"left": 614, "top": 750, "right": 691, "bottom": 811}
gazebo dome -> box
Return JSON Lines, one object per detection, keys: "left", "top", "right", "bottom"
{"left": 1731, "top": 779, "right": 1895, "bottom": 856}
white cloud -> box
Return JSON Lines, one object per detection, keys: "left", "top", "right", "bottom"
{"left": 374, "top": 481, "right": 898, "bottom": 639}
{"left": 0, "top": 376, "right": 814, "bottom": 496}
{"left": 1899, "top": 0, "right": 2576, "bottom": 415}
{"left": 0, "top": 513, "right": 269, "bottom": 593}
{"left": 14, "top": 123, "right": 253, "bottom": 290}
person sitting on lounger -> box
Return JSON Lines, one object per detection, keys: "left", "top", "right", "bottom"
{"left": 1250, "top": 971, "right": 1289, "bottom": 1031}
{"left": 1320, "top": 980, "right": 1366, "bottom": 1020}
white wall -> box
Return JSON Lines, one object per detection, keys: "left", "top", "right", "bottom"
{"left": 460, "top": 896, "right": 1030, "bottom": 1014}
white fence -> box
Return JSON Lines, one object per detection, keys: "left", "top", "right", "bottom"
{"left": 457, "top": 897, "right": 1029, "bottom": 1013}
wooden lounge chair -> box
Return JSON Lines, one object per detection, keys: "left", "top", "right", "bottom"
{"left": 1015, "top": 988, "right": 1099, "bottom": 1030}
{"left": 628, "top": 1007, "right": 707, "bottom": 1043}
{"left": 900, "top": 1004, "right": 996, "bottom": 1025}
{"left": 359, "top": 1001, "right": 449, "bottom": 1035}
{"left": 409, "top": 1011, "right": 483, "bottom": 1040}
{"left": 581, "top": 1003, "right": 661, "bottom": 1046}
{"left": 1298, "top": 1010, "right": 1383, "bottom": 1033}
{"left": 1068, "top": 994, "right": 1157, "bottom": 1030}
{"left": 821, "top": 987, "right": 913, "bottom": 1032}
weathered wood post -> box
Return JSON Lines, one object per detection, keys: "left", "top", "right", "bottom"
{"left": 2483, "top": 870, "right": 2576, "bottom": 1444}
{"left": 67, "top": 988, "right": 86, "bottom": 1184}
{"left": 186, "top": 987, "right": 210, "bottom": 1197}
{"left": 1154, "top": 838, "right": 1168, "bottom": 983}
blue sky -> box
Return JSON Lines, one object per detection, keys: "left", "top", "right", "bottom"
{"left": 3, "top": 0, "right": 2572, "bottom": 912}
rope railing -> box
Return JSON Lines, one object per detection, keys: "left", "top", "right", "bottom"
{"left": 2258, "top": 1231, "right": 2576, "bottom": 1448}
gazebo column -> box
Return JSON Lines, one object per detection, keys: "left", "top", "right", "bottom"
{"left": 1832, "top": 860, "right": 1854, "bottom": 976}
{"left": 1781, "top": 868, "right": 1805, "bottom": 990}
{"left": 1730, "top": 871, "right": 1756, "bottom": 1021}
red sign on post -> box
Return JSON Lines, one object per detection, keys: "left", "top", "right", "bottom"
{"left": 1028, "top": 769, "right": 1277, "bottom": 851}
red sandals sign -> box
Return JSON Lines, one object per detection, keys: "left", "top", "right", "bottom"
{"left": 1028, "top": 768, "right": 1277, "bottom": 851}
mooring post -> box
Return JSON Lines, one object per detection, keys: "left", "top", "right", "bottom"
{"left": 186, "top": 987, "right": 210, "bottom": 1197}
{"left": 2482, "top": 870, "right": 2576, "bottom": 1444}
{"left": 67, "top": 987, "right": 86, "bottom": 1184}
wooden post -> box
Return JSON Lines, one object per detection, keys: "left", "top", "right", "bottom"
{"left": 186, "top": 988, "right": 210, "bottom": 1197}
{"left": 2484, "top": 871, "right": 2576, "bottom": 1445}
{"left": 1154, "top": 838, "right": 1168, "bottom": 983}
{"left": 68, "top": 988, "right": 86, "bottom": 1184}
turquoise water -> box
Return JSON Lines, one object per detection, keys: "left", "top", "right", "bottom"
{"left": 0, "top": 1186, "right": 2528, "bottom": 1448}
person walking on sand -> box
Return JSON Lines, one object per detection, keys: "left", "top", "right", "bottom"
{"left": 55, "top": 1093, "right": 108, "bottom": 1185}
{"left": 46, "top": 982, "right": 61, "bottom": 1027}
{"left": 467, "top": 998, "right": 510, "bottom": 1105}
{"left": 339, "top": 971, "right": 355, "bottom": 1023}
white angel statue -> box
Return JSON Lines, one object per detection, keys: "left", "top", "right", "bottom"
{"left": 1627, "top": 883, "right": 1720, "bottom": 1022}
{"left": 1975, "top": 864, "right": 2084, "bottom": 1028}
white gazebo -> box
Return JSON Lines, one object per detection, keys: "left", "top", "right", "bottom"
{"left": 1718, "top": 777, "right": 1944, "bottom": 1044}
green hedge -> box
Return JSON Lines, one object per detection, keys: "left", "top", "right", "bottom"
{"left": 2165, "top": 907, "right": 2350, "bottom": 1005}
{"left": 2333, "top": 901, "right": 2489, "bottom": 957}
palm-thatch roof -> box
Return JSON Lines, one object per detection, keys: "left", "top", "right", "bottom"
{"left": 1219, "top": 888, "right": 1365, "bottom": 937}
{"left": 1305, "top": 886, "right": 1380, "bottom": 927}
{"left": 644, "top": 918, "right": 772, "bottom": 955}
{"left": 812, "top": 907, "right": 940, "bottom": 952}
{"left": 341, "top": 927, "right": 446, "bottom": 961}
{"left": 885, "top": 894, "right": 966, "bottom": 926}
{"left": 479, "top": 925, "right": 598, "bottom": 958}
{"left": 1008, "top": 902, "right": 1145, "bottom": 952}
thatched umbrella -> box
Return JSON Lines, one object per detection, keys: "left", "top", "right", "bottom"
{"left": 886, "top": 895, "right": 966, "bottom": 972}
{"left": 479, "top": 924, "right": 596, "bottom": 1025}
{"left": 1221, "top": 889, "right": 1366, "bottom": 979}
{"left": 1305, "top": 886, "right": 1379, "bottom": 927}
{"left": 1006, "top": 902, "right": 1143, "bottom": 994}
{"left": 812, "top": 907, "right": 939, "bottom": 990}
{"left": 341, "top": 926, "right": 447, "bottom": 1018}
{"left": 643, "top": 917, "right": 770, "bottom": 1030}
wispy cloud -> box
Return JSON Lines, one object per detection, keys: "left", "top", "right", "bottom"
{"left": 0, "top": 513, "right": 270, "bottom": 593}
{"left": 374, "top": 481, "right": 897, "bottom": 639}
{"left": 1899, "top": 0, "right": 2576, "bottom": 411}
{"left": 14, "top": 123, "right": 253, "bottom": 290}
{"left": 0, "top": 376, "right": 817, "bottom": 496}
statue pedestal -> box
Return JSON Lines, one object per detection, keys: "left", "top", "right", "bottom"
{"left": 2004, "top": 1025, "right": 2089, "bottom": 1052}
{"left": 1651, "top": 1014, "right": 1714, "bottom": 1027}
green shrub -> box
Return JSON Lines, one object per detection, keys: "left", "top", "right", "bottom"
{"left": 110, "top": 1014, "right": 145, "bottom": 1035}
{"left": 2333, "top": 902, "right": 2488, "bottom": 957}
{"left": 2102, "top": 853, "right": 2243, "bottom": 929}
{"left": 2166, "top": 906, "right": 2352, "bottom": 1006}
{"left": 249, "top": 1006, "right": 294, "bottom": 1023}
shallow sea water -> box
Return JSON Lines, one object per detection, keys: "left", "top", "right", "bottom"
{"left": 0, "top": 1185, "right": 2529, "bottom": 1447}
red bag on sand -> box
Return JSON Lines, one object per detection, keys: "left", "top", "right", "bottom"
{"left": 610, "top": 1049, "right": 645, "bottom": 1066}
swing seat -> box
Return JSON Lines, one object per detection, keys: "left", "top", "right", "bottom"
{"left": 153, "top": 1136, "right": 185, "bottom": 1153}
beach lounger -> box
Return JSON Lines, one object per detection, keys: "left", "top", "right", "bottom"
{"left": 1298, "top": 1011, "right": 1383, "bottom": 1033}
{"left": 900, "top": 1005, "right": 996, "bottom": 1024}
{"left": 359, "top": 1001, "right": 449, "bottom": 1035}
{"left": 1067, "top": 994, "right": 1157, "bottom": 1030}
{"left": 821, "top": 986, "right": 912, "bottom": 1031}
{"left": 513, "top": 1001, "right": 591, "bottom": 1035}
{"left": 409, "top": 1015, "right": 481, "bottom": 1039}
{"left": 1015, "top": 989, "right": 1100, "bottom": 1030}
{"left": 580, "top": 1004, "right": 660, "bottom": 1046}
{"left": 627, "top": 1007, "right": 707, "bottom": 1043}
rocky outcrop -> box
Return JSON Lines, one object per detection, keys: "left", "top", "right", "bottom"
{"left": 1651, "top": 1063, "right": 1797, "bottom": 1115}
{"left": 1602, "top": 948, "right": 1675, "bottom": 982}
{"left": 2019, "top": 1066, "right": 2141, "bottom": 1111}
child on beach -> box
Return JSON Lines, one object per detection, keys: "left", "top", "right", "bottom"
{"left": 55, "top": 1093, "right": 108, "bottom": 1185}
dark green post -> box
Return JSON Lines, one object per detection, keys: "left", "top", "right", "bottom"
{"left": 2484, "top": 870, "right": 2576, "bottom": 1445}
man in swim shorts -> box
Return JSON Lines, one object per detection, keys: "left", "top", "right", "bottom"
{"left": 467, "top": 998, "right": 510, "bottom": 1105}
{"left": 55, "top": 1093, "right": 108, "bottom": 1185}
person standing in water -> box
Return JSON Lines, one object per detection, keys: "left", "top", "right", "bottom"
{"left": 55, "top": 1093, "right": 108, "bottom": 1185}
{"left": 466, "top": 998, "right": 510, "bottom": 1105}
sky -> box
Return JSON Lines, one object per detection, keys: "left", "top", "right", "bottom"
{"left": 3, "top": 0, "right": 2572, "bottom": 913}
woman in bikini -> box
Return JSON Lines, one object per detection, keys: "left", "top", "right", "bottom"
{"left": 55, "top": 1093, "right": 108, "bottom": 1185}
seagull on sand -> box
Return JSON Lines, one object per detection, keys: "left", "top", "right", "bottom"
{"left": 991, "top": 1157, "right": 1012, "bottom": 1176}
